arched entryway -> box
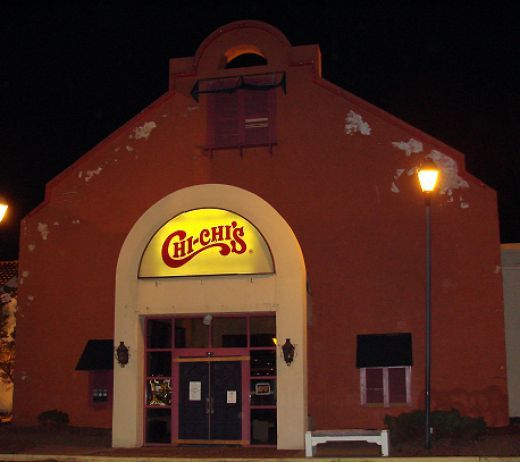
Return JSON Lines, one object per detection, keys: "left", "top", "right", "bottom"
{"left": 112, "top": 184, "right": 307, "bottom": 449}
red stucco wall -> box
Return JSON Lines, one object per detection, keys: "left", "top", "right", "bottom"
{"left": 14, "top": 20, "right": 508, "bottom": 429}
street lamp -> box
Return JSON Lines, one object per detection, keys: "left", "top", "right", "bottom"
{"left": 0, "top": 197, "right": 8, "bottom": 223}
{"left": 417, "top": 159, "right": 440, "bottom": 449}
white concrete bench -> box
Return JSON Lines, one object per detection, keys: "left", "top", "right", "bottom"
{"left": 305, "top": 429, "right": 389, "bottom": 457}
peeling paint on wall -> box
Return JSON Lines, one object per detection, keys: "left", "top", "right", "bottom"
{"left": 27, "top": 244, "right": 36, "bottom": 252}
{"left": 37, "top": 222, "right": 49, "bottom": 240}
{"left": 126, "top": 145, "right": 134, "bottom": 152}
{"left": 392, "top": 138, "right": 423, "bottom": 156}
{"left": 390, "top": 141, "right": 470, "bottom": 208}
{"left": 85, "top": 167, "right": 103, "bottom": 182}
{"left": 427, "top": 150, "right": 469, "bottom": 196}
{"left": 18, "top": 270, "right": 30, "bottom": 286}
{"left": 133, "top": 121, "right": 157, "bottom": 140}
{"left": 394, "top": 169, "right": 405, "bottom": 180}
{"left": 344, "top": 110, "right": 371, "bottom": 135}
{"left": 460, "top": 200, "right": 470, "bottom": 209}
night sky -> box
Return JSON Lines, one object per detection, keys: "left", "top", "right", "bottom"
{"left": 1, "top": 2, "right": 518, "bottom": 260}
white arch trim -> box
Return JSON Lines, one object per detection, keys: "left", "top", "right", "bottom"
{"left": 112, "top": 184, "right": 307, "bottom": 449}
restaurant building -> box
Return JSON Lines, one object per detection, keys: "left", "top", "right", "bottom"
{"left": 13, "top": 21, "right": 508, "bottom": 449}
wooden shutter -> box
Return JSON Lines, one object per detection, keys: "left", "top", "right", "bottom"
{"left": 365, "top": 368, "right": 384, "bottom": 404}
{"left": 206, "top": 75, "right": 277, "bottom": 150}
{"left": 208, "top": 92, "right": 240, "bottom": 148}
{"left": 242, "top": 88, "right": 275, "bottom": 146}
{"left": 388, "top": 367, "right": 407, "bottom": 403}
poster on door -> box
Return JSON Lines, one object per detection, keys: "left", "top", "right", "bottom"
{"left": 227, "top": 390, "right": 237, "bottom": 404}
{"left": 189, "top": 381, "right": 201, "bottom": 401}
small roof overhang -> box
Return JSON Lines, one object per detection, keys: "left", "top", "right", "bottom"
{"left": 75, "top": 339, "right": 113, "bottom": 371}
{"left": 190, "top": 71, "right": 286, "bottom": 101}
{"left": 356, "top": 333, "right": 412, "bottom": 368}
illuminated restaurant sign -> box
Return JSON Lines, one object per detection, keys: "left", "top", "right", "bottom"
{"left": 139, "top": 208, "right": 274, "bottom": 277}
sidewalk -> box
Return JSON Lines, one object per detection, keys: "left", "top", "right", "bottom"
{"left": 0, "top": 426, "right": 383, "bottom": 461}
{"left": 1, "top": 425, "right": 520, "bottom": 461}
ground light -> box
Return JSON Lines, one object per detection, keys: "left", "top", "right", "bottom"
{"left": 417, "top": 159, "right": 440, "bottom": 449}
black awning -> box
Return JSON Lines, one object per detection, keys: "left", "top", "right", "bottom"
{"left": 191, "top": 71, "right": 286, "bottom": 101}
{"left": 356, "top": 333, "right": 412, "bottom": 368}
{"left": 75, "top": 339, "right": 113, "bottom": 371}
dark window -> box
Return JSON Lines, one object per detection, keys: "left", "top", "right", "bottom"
{"left": 357, "top": 333, "right": 412, "bottom": 407}
{"left": 250, "top": 316, "right": 276, "bottom": 347}
{"left": 147, "top": 352, "right": 172, "bottom": 377}
{"left": 147, "top": 319, "right": 172, "bottom": 349}
{"left": 174, "top": 318, "right": 209, "bottom": 348}
{"left": 251, "top": 409, "right": 277, "bottom": 445}
{"left": 365, "top": 368, "right": 384, "bottom": 404}
{"left": 250, "top": 349, "right": 276, "bottom": 377}
{"left": 388, "top": 367, "right": 407, "bottom": 403}
{"left": 250, "top": 379, "right": 276, "bottom": 406}
{"left": 212, "top": 317, "right": 247, "bottom": 347}
{"left": 361, "top": 367, "right": 410, "bottom": 406}
{"left": 146, "top": 408, "right": 171, "bottom": 444}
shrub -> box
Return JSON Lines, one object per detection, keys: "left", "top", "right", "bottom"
{"left": 431, "top": 409, "right": 486, "bottom": 440}
{"left": 37, "top": 409, "right": 69, "bottom": 427}
{"left": 385, "top": 410, "right": 424, "bottom": 442}
{"left": 385, "top": 409, "right": 486, "bottom": 443}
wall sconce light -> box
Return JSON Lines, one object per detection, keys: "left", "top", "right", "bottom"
{"left": 282, "top": 338, "right": 295, "bottom": 365}
{"left": 116, "top": 341, "right": 129, "bottom": 367}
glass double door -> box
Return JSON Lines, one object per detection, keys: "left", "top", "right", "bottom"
{"left": 178, "top": 360, "right": 242, "bottom": 443}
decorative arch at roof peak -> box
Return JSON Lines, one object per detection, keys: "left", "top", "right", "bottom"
{"left": 194, "top": 20, "right": 292, "bottom": 74}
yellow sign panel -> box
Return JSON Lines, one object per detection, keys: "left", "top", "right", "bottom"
{"left": 139, "top": 208, "right": 274, "bottom": 277}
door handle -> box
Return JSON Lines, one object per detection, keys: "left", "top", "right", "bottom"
{"left": 205, "top": 397, "right": 210, "bottom": 415}
{"left": 210, "top": 396, "right": 215, "bottom": 414}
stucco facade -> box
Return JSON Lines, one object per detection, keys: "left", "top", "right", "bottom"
{"left": 14, "top": 21, "right": 508, "bottom": 448}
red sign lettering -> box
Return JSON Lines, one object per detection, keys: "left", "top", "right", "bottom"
{"left": 161, "top": 221, "right": 246, "bottom": 268}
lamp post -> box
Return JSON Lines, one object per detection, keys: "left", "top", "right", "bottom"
{"left": 417, "top": 160, "right": 440, "bottom": 450}
{"left": 0, "top": 197, "right": 8, "bottom": 224}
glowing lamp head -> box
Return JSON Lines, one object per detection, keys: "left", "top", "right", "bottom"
{"left": 0, "top": 199, "right": 8, "bottom": 223}
{"left": 418, "top": 160, "right": 440, "bottom": 193}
